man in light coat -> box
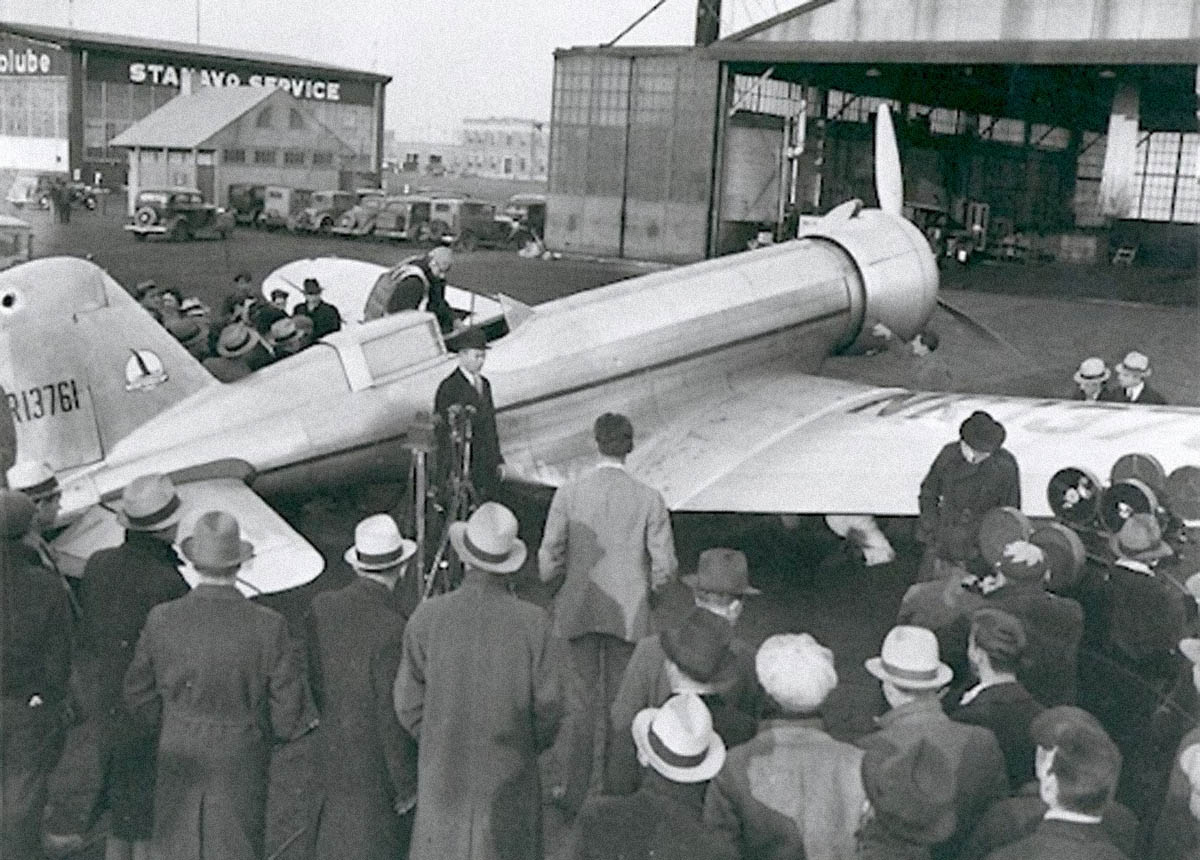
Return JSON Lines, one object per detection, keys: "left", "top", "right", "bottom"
{"left": 395, "top": 502, "right": 566, "bottom": 860}
{"left": 704, "top": 634, "right": 866, "bottom": 860}
{"left": 539, "top": 412, "right": 678, "bottom": 811}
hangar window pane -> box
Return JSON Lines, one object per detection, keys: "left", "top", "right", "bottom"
{"left": 224, "top": 148, "right": 246, "bottom": 164}
{"left": 1030, "top": 125, "right": 1069, "bottom": 151}
{"left": 284, "top": 150, "right": 306, "bottom": 166}
{"left": 1137, "top": 175, "right": 1175, "bottom": 221}
{"left": 254, "top": 148, "right": 277, "bottom": 165}
{"left": 312, "top": 151, "right": 334, "bottom": 167}
{"left": 979, "top": 116, "right": 1025, "bottom": 145}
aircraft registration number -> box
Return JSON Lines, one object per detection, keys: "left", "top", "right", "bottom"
{"left": 7, "top": 380, "right": 82, "bottom": 423}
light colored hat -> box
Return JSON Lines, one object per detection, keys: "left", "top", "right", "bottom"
{"left": 428, "top": 246, "right": 452, "bottom": 269}
{"left": 756, "top": 633, "right": 838, "bottom": 713}
{"left": 1116, "top": 351, "right": 1151, "bottom": 376}
{"left": 115, "top": 473, "right": 184, "bottom": 531}
{"left": 344, "top": 514, "right": 417, "bottom": 571}
{"left": 865, "top": 625, "right": 953, "bottom": 690}
{"left": 631, "top": 693, "right": 726, "bottom": 783}
{"left": 216, "top": 323, "right": 258, "bottom": 359}
{"left": 448, "top": 501, "right": 527, "bottom": 574}
{"left": 181, "top": 510, "right": 254, "bottom": 571}
{"left": 1109, "top": 512, "right": 1173, "bottom": 562}
{"left": 269, "top": 317, "right": 301, "bottom": 346}
{"left": 1074, "top": 357, "right": 1110, "bottom": 385}
{"left": 6, "top": 461, "right": 60, "bottom": 501}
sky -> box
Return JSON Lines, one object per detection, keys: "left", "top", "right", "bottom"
{"left": 0, "top": 0, "right": 789, "bottom": 139}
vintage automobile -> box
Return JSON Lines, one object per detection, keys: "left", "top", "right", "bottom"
{"left": 228, "top": 184, "right": 266, "bottom": 225}
{"left": 372, "top": 194, "right": 432, "bottom": 241}
{"left": 331, "top": 191, "right": 389, "bottom": 237}
{"left": 124, "top": 188, "right": 235, "bottom": 241}
{"left": 289, "top": 189, "right": 357, "bottom": 233}
{"left": 0, "top": 214, "right": 33, "bottom": 270}
{"left": 503, "top": 192, "right": 546, "bottom": 237}
{"left": 453, "top": 200, "right": 536, "bottom": 252}
{"left": 259, "top": 186, "right": 313, "bottom": 230}
{"left": 6, "top": 173, "right": 57, "bottom": 210}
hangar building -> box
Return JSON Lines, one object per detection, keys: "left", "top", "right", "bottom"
{"left": 0, "top": 23, "right": 389, "bottom": 190}
{"left": 545, "top": 0, "right": 1200, "bottom": 266}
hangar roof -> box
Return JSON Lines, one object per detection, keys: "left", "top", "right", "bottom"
{"left": 110, "top": 86, "right": 276, "bottom": 148}
{"left": 0, "top": 22, "right": 391, "bottom": 82}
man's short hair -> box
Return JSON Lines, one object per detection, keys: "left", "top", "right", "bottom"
{"left": 594, "top": 412, "right": 634, "bottom": 457}
{"left": 270, "top": 288, "right": 289, "bottom": 302}
{"left": 1031, "top": 708, "right": 1121, "bottom": 816}
{"left": 970, "top": 608, "right": 1026, "bottom": 675}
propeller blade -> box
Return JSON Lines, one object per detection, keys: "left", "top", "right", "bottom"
{"left": 874, "top": 105, "right": 903, "bottom": 217}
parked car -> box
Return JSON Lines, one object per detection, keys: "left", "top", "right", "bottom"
{"left": 259, "top": 186, "right": 313, "bottom": 230}
{"left": 228, "top": 184, "right": 266, "bottom": 226}
{"left": 454, "top": 201, "right": 534, "bottom": 252}
{"left": 6, "top": 173, "right": 57, "bottom": 209}
{"left": 0, "top": 214, "right": 33, "bottom": 270}
{"left": 504, "top": 192, "right": 546, "bottom": 237}
{"left": 425, "top": 194, "right": 503, "bottom": 244}
{"left": 125, "top": 188, "right": 235, "bottom": 241}
{"left": 331, "top": 191, "right": 389, "bottom": 237}
{"left": 289, "top": 190, "right": 357, "bottom": 233}
{"left": 372, "top": 194, "right": 432, "bottom": 241}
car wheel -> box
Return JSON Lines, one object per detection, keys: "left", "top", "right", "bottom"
{"left": 318, "top": 217, "right": 333, "bottom": 234}
{"left": 85, "top": 197, "right": 97, "bottom": 211}
{"left": 38, "top": 195, "right": 50, "bottom": 209}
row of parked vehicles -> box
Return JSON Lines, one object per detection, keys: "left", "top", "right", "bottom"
{"left": 229, "top": 184, "right": 546, "bottom": 250}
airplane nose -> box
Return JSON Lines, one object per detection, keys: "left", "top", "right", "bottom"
{"left": 798, "top": 208, "right": 939, "bottom": 351}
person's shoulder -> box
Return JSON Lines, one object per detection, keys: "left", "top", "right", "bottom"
{"left": 11, "top": 554, "right": 64, "bottom": 596}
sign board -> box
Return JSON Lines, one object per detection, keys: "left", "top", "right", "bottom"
{"left": 0, "top": 33, "right": 67, "bottom": 77}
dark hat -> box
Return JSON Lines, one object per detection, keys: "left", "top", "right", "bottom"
{"left": 302, "top": 277, "right": 322, "bottom": 295}
{"left": 862, "top": 739, "right": 956, "bottom": 845}
{"left": 661, "top": 607, "right": 735, "bottom": 684}
{"left": 594, "top": 412, "right": 634, "bottom": 457}
{"left": 970, "top": 607, "right": 1027, "bottom": 664}
{"left": 0, "top": 490, "right": 35, "bottom": 539}
{"left": 455, "top": 328, "right": 488, "bottom": 351}
{"left": 960, "top": 410, "right": 1006, "bottom": 453}
{"left": 996, "top": 540, "right": 1048, "bottom": 583}
{"left": 683, "top": 548, "right": 761, "bottom": 596}
{"left": 181, "top": 510, "right": 254, "bottom": 571}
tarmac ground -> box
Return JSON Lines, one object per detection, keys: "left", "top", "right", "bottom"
{"left": 15, "top": 201, "right": 1200, "bottom": 858}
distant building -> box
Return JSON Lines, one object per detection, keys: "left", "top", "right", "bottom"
{"left": 385, "top": 136, "right": 463, "bottom": 177}
{"left": 460, "top": 117, "right": 547, "bottom": 181}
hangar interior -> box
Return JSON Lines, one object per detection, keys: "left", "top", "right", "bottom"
{"left": 545, "top": 0, "right": 1200, "bottom": 267}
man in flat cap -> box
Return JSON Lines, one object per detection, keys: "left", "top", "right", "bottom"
{"left": 917, "top": 410, "right": 1021, "bottom": 581}
{"left": 540, "top": 412, "right": 678, "bottom": 813}
{"left": 704, "top": 633, "right": 865, "bottom": 860}
{"left": 1105, "top": 350, "right": 1166, "bottom": 404}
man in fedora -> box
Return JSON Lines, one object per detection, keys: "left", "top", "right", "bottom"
{"left": 6, "top": 460, "right": 75, "bottom": 610}
{"left": 1105, "top": 350, "right": 1167, "bottom": 404}
{"left": 202, "top": 322, "right": 259, "bottom": 383}
{"left": 433, "top": 327, "right": 505, "bottom": 502}
{"left": 539, "top": 412, "right": 678, "bottom": 811}
{"left": 268, "top": 317, "right": 305, "bottom": 361}
{"left": 0, "top": 490, "right": 73, "bottom": 860}
{"left": 78, "top": 473, "right": 190, "bottom": 860}
{"left": 859, "top": 625, "right": 1007, "bottom": 860}
{"left": 1072, "top": 357, "right": 1112, "bottom": 402}
{"left": 570, "top": 693, "right": 733, "bottom": 860}
{"left": 704, "top": 633, "right": 866, "bottom": 860}
{"left": 917, "top": 410, "right": 1021, "bottom": 581}
{"left": 607, "top": 599, "right": 758, "bottom": 795}
{"left": 394, "top": 501, "right": 565, "bottom": 860}
{"left": 304, "top": 514, "right": 418, "bottom": 860}
{"left": 986, "top": 707, "right": 1127, "bottom": 859}
{"left": 292, "top": 277, "right": 342, "bottom": 340}
{"left": 124, "top": 510, "right": 316, "bottom": 860}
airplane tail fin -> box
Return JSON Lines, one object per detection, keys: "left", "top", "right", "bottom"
{"left": 0, "top": 257, "right": 213, "bottom": 473}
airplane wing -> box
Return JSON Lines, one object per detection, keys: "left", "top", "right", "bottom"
{"left": 53, "top": 477, "right": 324, "bottom": 596}
{"left": 262, "top": 257, "right": 505, "bottom": 330}
{"left": 620, "top": 363, "right": 1200, "bottom": 517}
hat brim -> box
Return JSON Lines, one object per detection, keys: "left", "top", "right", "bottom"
{"left": 1116, "top": 363, "right": 1150, "bottom": 377}
{"left": 448, "top": 521, "right": 526, "bottom": 574}
{"left": 217, "top": 339, "right": 257, "bottom": 358}
{"left": 631, "top": 709, "right": 726, "bottom": 783}
{"left": 864, "top": 657, "right": 953, "bottom": 691}
{"left": 180, "top": 536, "right": 254, "bottom": 569}
{"left": 680, "top": 573, "right": 762, "bottom": 596}
{"left": 1074, "top": 370, "right": 1110, "bottom": 385}
{"left": 343, "top": 539, "right": 418, "bottom": 571}
{"left": 1108, "top": 533, "right": 1174, "bottom": 562}
{"left": 116, "top": 503, "right": 184, "bottom": 532}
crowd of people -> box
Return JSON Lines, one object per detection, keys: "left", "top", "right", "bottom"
{"left": 3, "top": 357, "right": 1200, "bottom": 860}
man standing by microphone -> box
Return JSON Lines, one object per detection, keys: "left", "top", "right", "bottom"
{"left": 433, "top": 329, "right": 504, "bottom": 503}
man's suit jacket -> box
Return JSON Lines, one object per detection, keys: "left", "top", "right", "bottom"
{"left": 984, "top": 818, "right": 1129, "bottom": 860}
{"left": 538, "top": 463, "right": 678, "bottom": 642}
{"left": 434, "top": 367, "right": 503, "bottom": 499}
{"left": 947, "top": 681, "right": 1043, "bottom": 791}
{"left": 984, "top": 583, "right": 1084, "bottom": 707}
{"left": 1104, "top": 381, "right": 1167, "bottom": 405}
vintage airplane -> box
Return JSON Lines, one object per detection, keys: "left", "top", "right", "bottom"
{"left": 2, "top": 107, "right": 1197, "bottom": 595}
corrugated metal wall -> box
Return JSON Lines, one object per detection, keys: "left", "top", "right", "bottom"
{"left": 547, "top": 51, "right": 719, "bottom": 263}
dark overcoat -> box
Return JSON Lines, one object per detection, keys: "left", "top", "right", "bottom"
{"left": 393, "top": 570, "right": 565, "bottom": 860}
{"left": 123, "top": 584, "right": 316, "bottom": 860}
{"left": 78, "top": 532, "right": 189, "bottom": 838}
{"left": 1152, "top": 724, "right": 1200, "bottom": 860}
{"left": 304, "top": 577, "right": 416, "bottom": 860}
{"left": 984, "top": 819, "right": 1129, "bottom": 860}
{"left": 434, "top": 367, "right": 504, "bottom": 500}
{"left": 918, "top": 442, "right": 1020, "bottom": 563}
{"left": 947, "top": 681, "right": 1043, "bottom": 791}
{"left": 858, "top": 697, "right": 1009, "bottom": 860}
{"left": 292, "top": 300, "right": 341, "bottom": 340}
{"left": 984, "top": 583, "right": 1084, "bottom": 707}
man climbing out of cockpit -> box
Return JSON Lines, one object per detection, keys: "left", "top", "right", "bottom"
{"left": 366, "top": 248, "right": 456, "bottom": 334}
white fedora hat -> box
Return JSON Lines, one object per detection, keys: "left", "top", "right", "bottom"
{"left": 1073, "top": 357, "right": 1110, "bottom": 385}
{"left": 865, "top": 625, "right": 953, "bottom": 691}
{"left": 1116, "top": 351, "right": 1151, "bottom": 376}
{"left": 631, "top": 693, "right": 726, "bottom": 783}
{"left": 6, "top": 460, "right": 60, "bottom": 501}
{"left": 448, "top": 502, "right": 527, "bottom": 574}
{"left": 344, "top": 514, "right": 417, "bottom": 571}
{"left": 115, "top": 473, "right": 184, "bottom": 532}
{"left": 181, "top": 510, "right": 254, "bottom": 570}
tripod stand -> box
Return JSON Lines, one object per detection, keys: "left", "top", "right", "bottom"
{"left": 422, "top": 404, "right": 479, "bottom": 599}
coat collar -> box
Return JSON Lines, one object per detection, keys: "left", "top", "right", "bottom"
{"left": 876, "top": 695, "right": 948, "bottom": 729}
{"left": 191, "top": 582, "right": 246, "bottom": 600}
{"left": 639, "top": 769, "right": 707, "bottom": 818}
{"left": 124, "top": 530, "right": 183, "bottom": 567}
